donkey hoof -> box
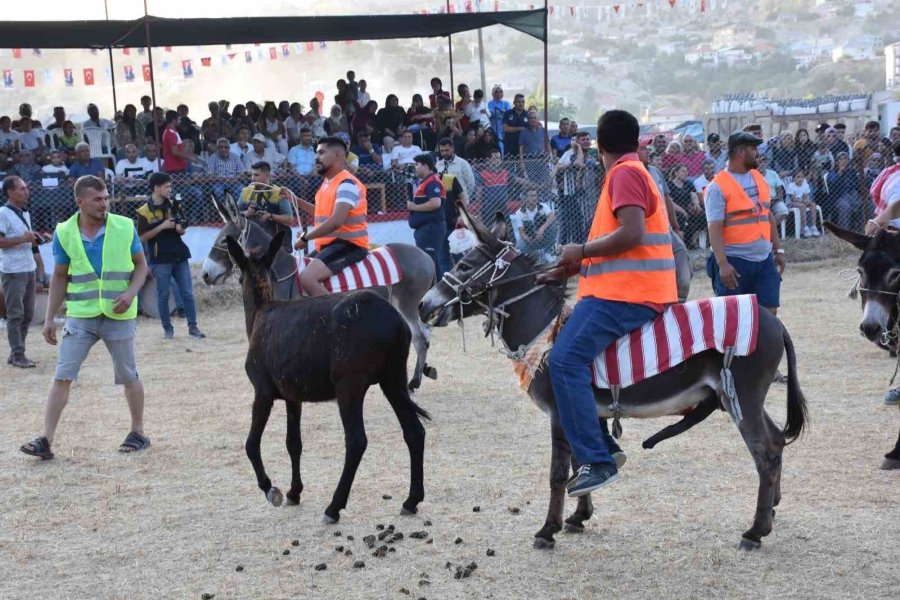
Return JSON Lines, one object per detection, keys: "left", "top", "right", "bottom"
{"left": 423, "top": 365, "right": 438, "bottom": 380}
{"left": 322, "top": 513, "right": 339, "bottom": 525}
{"left": 881, "top": 457, "right": 900, "bottom": 470}
{"left": 266, "top": 487, "right": 283, "bottom": 507}
{"left": 738, "top": 537, "right": 761, "bottom": 551}
{"left": 564, "top": 522, "right": 585, "bottom": 534}
{"left": 533, "top": 536, "right": 556, "bottom": 550}
{"left": 285, "top": 494, "right": 300, "bottom": 506}
{"left": 400, "top": 506, "right": 418, "bottom": 516}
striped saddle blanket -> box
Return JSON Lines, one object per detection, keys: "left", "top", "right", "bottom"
{"left": 592, "top": 294, "right": 759, "bottom": 389}
{"left": 297, "top": 246, "right": 403, "bottom": 294}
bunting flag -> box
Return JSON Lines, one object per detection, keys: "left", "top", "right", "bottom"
{"left": 64, "top": 68, "right": 73, "bottom": 87}
{"left": 43, "top": 69, "right": 52, "bottom": 84}
{"left": 269, "top": 47, "right": 277, "bottom": 60}
{"left": 138, "top": 47, "right": 146, "bottom": 55}
{"left": 669, "top": 0, "right": 676, "bottom": 6}
{"left": 24, "top": 70, "right": 35, "bottom": 87}
{"left": 32, "top": 48, "right": 41, "bottom": 57}
{"left": 182, "top": 59, "right": 193, "bottom": 78}
{"left": 614, "top": 4, "right": 621, "bottom": 12}
{"left": 294, "top": 43, "right": 303, "bottom": 53}
{"left": 306, "top": 42, "right": 315, "bottom": 52}
{"left": 12, "top": 48, "right": 21, "bottom": 59}
{"left": 465, "top": 0, "right": 473, "bottom": 12}
{"left": 123, "top": 65, "right": 135, "bottom": 82}
{"left": 161, "top": 60, "right": 170, "bottom": 71}
{"left": 123, "top": 47, "right": 131, "bottom": 55}
{"left": 103, "top": 67, "right": 112, "bottom": 82}
{"left": 319, "top": 41, "right": 327, "bottom": 49}
{"left": 226, "top": 44, "right": 233, "bottom": 50}
{"left": 256, "top": 48, "right": 264, "bottom": 60}
{"left": 227, "top": 53, "right": 237, "bottom": 60}
{"left": 219, "top": 55, "right": 228, "bottom": 66}
{"left": 493, "top": 0, "right": 499, "bottom": 11}
{"left": 201, "top": 57, "right": 212, "bottom": 67}
{"left": 3, "top": 70, "right": 12, "bottom": 88}
{"left": 142, "top": 64, "right": 152, "bottom": 81}
{"left": 282, "top": 44, "right": 289, "bottom": 57}
{"left": 164, "top": 46, "right": 172, "bottom": 52}
{"left": 245, "top": 51, "right": 252, "bottom": 63}
{"left": 83, "top": 68, "right": 94, "bottom": 86}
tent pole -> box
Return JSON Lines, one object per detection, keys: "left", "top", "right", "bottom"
{"left": 543, "top": 0, "right": 549, "bottom": 129}
{"left": 476, "top": 7, "right": 487, "bottom": 93}
{"left": 446, "top": 0, "right": 454, "bottom": 103}
{"left": 104, "top": 0, "right": 118, "bottom": 115}
{"left": 143, "top": 0, "right": 160, "bottom": 170}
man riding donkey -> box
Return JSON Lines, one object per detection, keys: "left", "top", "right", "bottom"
{"left": 541, "top": 110, "right": 678, "bottom": 497}
{"left": 288, "top": 136, "right": 369, "bottom": 297}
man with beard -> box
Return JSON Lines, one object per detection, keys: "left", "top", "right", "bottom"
{"left": 705, "top": 131, "right": 785, "bottom": 316}
{"left": 291, "top": 137, "right": 369, "bottom": 297}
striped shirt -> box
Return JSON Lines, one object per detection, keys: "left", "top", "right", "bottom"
{"left": 335, "top": 180, "right": 361, "bottom": 208}
{"left": 206, "top": 152, "right": 246, "bottom": 177}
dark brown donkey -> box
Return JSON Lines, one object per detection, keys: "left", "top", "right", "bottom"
{"left": 420, "top": 204, "right": 808, "bottom": 550}
{"left": 225, "top": 231, "right": 430, "bottom": 523}
{"left": 826, "top": 222, "right": 900, "bottom": 470}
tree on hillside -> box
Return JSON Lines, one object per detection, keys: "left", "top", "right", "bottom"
{"left": 526, "top": 82, "right": 578, "bottom": 122}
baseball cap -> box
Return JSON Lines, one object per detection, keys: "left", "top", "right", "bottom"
{"left": 728, "top": 130, "right": 764, "bottom": 151}
{"left": 252, "top": 133, "right": 266, "bottom": 143}
{"left": 707, "top": 133, "right": 720, "bottom": 143}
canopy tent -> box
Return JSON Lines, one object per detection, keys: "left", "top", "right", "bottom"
{"left": 0, "top": 10, "right": 546, "bottom": 48}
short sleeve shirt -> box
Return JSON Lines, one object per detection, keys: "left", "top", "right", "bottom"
{"left": 409, "top": 174, "right": 445, "bottom": 229}
{"left": 0, "top": 206, "right": 36, "bottom": 273}
{"left": 604, "top": 154, "right": 659, "bottom": 217}
{"left": 704, "top": 170, "right": 772, "bottom": 262}
{"left": 162, "top": 128, "right": 188, "bottom": 173}
{"left": 52, "top": 223, "right": 143, "bottom": 276}
{"left": 502, "top": 109, "right": 528, "bottom": 151}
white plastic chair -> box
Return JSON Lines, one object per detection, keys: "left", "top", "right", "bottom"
{"left": 83, "top": 128, "right": 116, "bottom": 166}
{"left": 780, "top": 206, "right": 824, "bottom": 240}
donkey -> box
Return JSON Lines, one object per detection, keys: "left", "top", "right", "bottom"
{"left": 826, "top": 222, "right": 900, "bottom": 470}
{"left": 225, "top": 230, "right": 430, "bottom": 523}
{"left": 201, "top": 193, "right": 438, "bottom": 391}
{"left": 419, "top": 204, "right": 808, "bottom": 550}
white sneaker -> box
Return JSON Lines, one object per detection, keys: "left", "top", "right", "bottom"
{"left": 810, "top": 226, "right": 821, "bottom": 237}
{"left": 802, "top": 227, "right": 813, "bottom": 238}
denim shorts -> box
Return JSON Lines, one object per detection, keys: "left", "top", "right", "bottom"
{"left": 706, "top": 253, "right": 781, "bottom": 309}
{"left": 55, "top": 317, "right": 139, "bottom": 385}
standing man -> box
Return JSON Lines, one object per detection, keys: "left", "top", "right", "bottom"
{"left": 544, "top": 110, "right": 677, "bottom": 496}
{"left": 137, "top": 172, "right": 205, "bottom": 340}
{"left": 161, "top": 110, "right": 195, "bottom": 175}
{"left": 291, "top": 137, "right": 369, "bottom": 296}
{"left": 502, "top": 94, "right": 528, "bottom": 158}
{"left": 20, "top": 175, "right": 150, "bottom": 460}
{"left": 0, "top": 175, "right": 40, "bottom": 368}
{"left": 435, "top": 137, "right": 475, "bottom": 198}
{"left": 407, "top": 154, "right": 447, "bottom": 279}
{"left": 704, "top": 131, "right": 785, "bottom": 316}
{"left": 551, "top": 118, "right": 572, "bottom": 158}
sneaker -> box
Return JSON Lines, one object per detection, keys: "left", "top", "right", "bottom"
{"left": 883, "top": 387, "right": 900, "bottom": 406}
{"left": 566, "top": 462, "right": 619, "bottom": 497}
{"left": 802, "top": 226, "right": 813, "bottom": 238}
{"left": 163, "top": 329, "right": 174, "bottom": 340}
{"left": 9, "top": 355, "right": 35, "bottom": 368}
{"left": 188, "top": 326, "right": 206, "bottom": 339}
{"left": 810, "top": 226, "right": 821, "bottom": 237}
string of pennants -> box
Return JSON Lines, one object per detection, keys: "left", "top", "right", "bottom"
{"left": 1, "top": 0, "right": 722, "bottom": 89}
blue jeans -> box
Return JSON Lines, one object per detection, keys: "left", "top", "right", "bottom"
{"left": 548, "top": 297, "right": 659, "bottom": 466}
{"left": 151, "top": 260, "right": 197, "bottom": 331}
{"left": 413, "top": 220, "right": 449, "bottom": 281}
{"left": 706, "top": 253, "right": 781, "bottom": 309}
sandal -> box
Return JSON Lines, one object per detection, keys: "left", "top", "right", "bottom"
{"left": 119, "top": 431, "right": 151, "bottom": 454}
{"left": 21, "top": 436, "right": 54, "bottom": 460}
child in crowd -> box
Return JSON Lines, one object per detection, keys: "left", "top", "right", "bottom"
{"left": 785, "top": 169, "right": 820, "bottom": 237}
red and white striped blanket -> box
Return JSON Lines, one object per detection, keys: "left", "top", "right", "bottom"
{"left": 592, "top": 295, "right": 759, "bottom": 389}
{"left": 297, "top": 246, "right": 403, "bottom": 294}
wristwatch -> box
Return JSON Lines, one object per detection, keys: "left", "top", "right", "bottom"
{"left": 775, "top": 249, "right": 785, "bottom": 255}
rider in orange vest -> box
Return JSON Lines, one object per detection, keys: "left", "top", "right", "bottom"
{"left": 544, "top": 110, "right": 678, "bottom": 498}
{"left": 291, "top": 136, "right": 369, "bottom": 296}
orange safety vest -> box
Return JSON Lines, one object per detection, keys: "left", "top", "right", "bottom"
{"left": 713, "top": 169, "right": 771, "bottom": 245}
{"left": 313, "top": 169, "right": 369, "bottom": 251}
{"left": 578, "top": 160, "right": 677, "bottom": 304}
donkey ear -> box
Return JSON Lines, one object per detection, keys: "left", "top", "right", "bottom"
{"left": 224, "top": 235, "right": 248, "bottom": 271}
{"left": 825, "top": 221, "right": 869, "bottom": 250}
{"left": 457, "top": 199, "right": 498, "bottom": 247}
{"left": 490, "top": 211, "right": 510, "bottom": 242}
{"left": 265, "top": 231, "right": 286, "bottom": 267}
{"left": 212, "top": 194, "right": 231, "bottom": 223}
{"left": 224, "top": 191, "right": 242, "bottom": 222}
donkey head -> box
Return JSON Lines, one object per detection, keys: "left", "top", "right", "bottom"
{"left": 203, "top": 192, "right": 279, "bottom": 286}
{"left": 419, "top": 199, "right": 529, "bottom": 326}
{"left": 225, "top": 230, "right": 286, "bottom": 312}
{"left": 827, "top": 221, "right": 900, "bottom": 344}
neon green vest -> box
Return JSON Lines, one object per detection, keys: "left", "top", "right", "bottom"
{"left": 56, "top": 213, "right": 138, "bottom": 320}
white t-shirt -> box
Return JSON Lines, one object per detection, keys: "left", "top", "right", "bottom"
{"left": 785, "top": 180, "right": 810, "bottom": 203}
{"left": 389, "top": 145, "right": 422, "bottom": 167}
{"left": 142, "top": 157, "right": 161, "bottom": 174}
{"left": 230, "top": 142, "right": 252, "bottom": 160}
{"left": 116, "top": 158, "right": 148, "bottom": 178}
{"left": 18, "top": 130, "right": 43, "bottom": 151}
{"left": 519, "top": 203, "right": 552, "bottom": 227}
{"left": 284, "top": 117, "right": 304, "bottom": 143}
{"left": 357, "top": 91, "right": 371, "bottom": 106}
{"left": 41, "top": 164, "right": 69, "bottom": 187}
{"left": 0, "top": 205, "right": 36, "bottom": 273}
{"left": 243, "top": 148, "right": 285, "bottom": 171}
{"left": 0, "top": 130, "right": 21, "bottom": 150}
{"left": 465, "top": 100, "right": 491, "bottom": 128}
{"left": 694, "top": 175, "right": 713, "bottom": 192}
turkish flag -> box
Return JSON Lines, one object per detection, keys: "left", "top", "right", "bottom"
{"left": 465, "top": 0, "right": 473, "bottom": 12}
{"left": 12, "top": 48, "right": 22, "bottom": 59}
{"left": 142, "top": 64, "right": 152, "bottom": 81}
{"left": 83, "top": 68, "right": 94, "bottom": 86}
{"left": 614, "top": 5, "right": 621, "bottom": 13}
{"left": 201, "top": 57, "right": 211, "bottom": 67}
{"left": 24, "top": 70, "right": 35, "bottom": 87}
{"left": 269, "top": 47, "right": 277, "bottom": 60}
{"left": 668, "top": 0, "right": 676, "bottom": 6}
{"left": 164, "top": 46, "right": 172, "bottom": 52}
{"left": 306, "top": 42, "right": 315, "bottom": 52}
{"left": 493, "top": 1, "right": 499, "bottom": 11}
{"left": 123, "top": 47, "right": 131, "bottom": 55}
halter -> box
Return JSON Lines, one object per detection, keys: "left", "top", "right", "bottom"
{"left": 212, "top": 216, "right": 299, "bottom": 289}
{"left": 440, "top": 242, "right": 557, "bottom": 360}
{"left": 841, "top": 268, "right": 900, "bottom": 384}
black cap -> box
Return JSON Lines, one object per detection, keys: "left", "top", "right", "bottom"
{"left": 816, "top": 122, "right": 830, "bottom": 134}
{"left": 707, "top": 133, "right": 720, "bottom": 143}
{"left": 728, "top": 130, "right": 764, "bottom": 151}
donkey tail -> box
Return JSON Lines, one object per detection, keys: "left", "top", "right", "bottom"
{"left": 782, "top": 325, "right": 808, "bottom": 444}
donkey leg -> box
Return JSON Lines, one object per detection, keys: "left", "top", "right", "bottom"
{"left": 380, "top": 378, "right": 427, "bottom": 515}
{"left": 246, "top": 393, "right": 280, "bottom": 506}
{"left": 324, "top": 382, "right": 369, "bottom": 524}
{"left": 565, "top": 453, "right": 594, "bottom": 533}
{"left": 882, "top": 411, "right": 900, "bottom": 470}
{"left": 407, "top": 318, "right": 430, "bottom": 392}
{"left": 284, "top": 401, "right": 304, "bottom": 506}
{"left": 764, "top": 413, "right": 785, "bottom": 508}
{"left": 535, "top": 418, "right": 571, "bottom": 549}
{"left": 736, "top": 410, "right": 780, "bottom": 550}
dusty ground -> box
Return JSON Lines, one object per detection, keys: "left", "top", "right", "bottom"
{"left": 1, "top": 260, "right": 898, "bottom": 600}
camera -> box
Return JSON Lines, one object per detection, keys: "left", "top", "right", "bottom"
{"left": 171, "top": 193, "right": 184, "bottom": 226}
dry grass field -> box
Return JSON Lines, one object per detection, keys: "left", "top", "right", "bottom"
{"left": 1, "top": 259, "right": 898, "bottom": 600}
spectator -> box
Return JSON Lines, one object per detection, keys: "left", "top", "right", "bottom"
{"left": 853, "top": 120, "right": 882, "bottom": 173}
{"left": 551, "top": 118, "right": 572, "bottom": 158}
{"left": 277, "top": 100, "right": 291, "bottom": 123}
{"left": 891, "top": 127, "right": 900, "bottom": 145}
{"left": 57, "top": 121, "right": 81, "bottom": 158}
{"left": 82, "top": 103, "right": 114, "bottom": 130}
{"left": 176, "top": 104, "right": 196, "bottom": 126}
{"left": 405, "top": 94, "right": 435, "bottom": 149}
{"left": 811, "top": 135, "right": 835, "bottom": 172}
{"left": 826, "top": 152, "right": 859, "bottom": 229}
{"left": 488, "top": 86, "right": 512, "bottom": 153}
{"left": 351, "top": 101, "right": 379, "bottom": 140}
{"left": 201, "top": 101, "right": 233, "bottom": 147}
{"left": 437, "top": 114, "right": 465, "bottom": 157}
{"left": 770, "top": 131, "right": 798, "bottom": 177}
{"left": 408, "top": 154, "right": 448, "bottom": 278}
{"left": 468, "top": 127, "right": 500, "bottom": 160}
{"left": 556, "top": 133, "right": 591, "bottom": 244}
{"left": 42, "top": 150, "right": 70, "bottom": 185}
{"left": 67, "top": 143, "right": 105, "bottom": 180}
{"left": 475, "top": 149, "right": 512, "bottom": 224}
{"left": 436, "top": 137, "right": 475, "bottom": 199}
{"left": 357, "top": 80, "right": 371, "bottom": 107}
{"left": 784, "top": 169, "right": 820, "bottom": 237}
{"left": 144, "top": 107, "right": 166, "bottom": 144}
{"left": 286, "top": 128, "right": 317, "bottom": 176}
{"left": 244, "top": 133, "right": 285, "bottom": 172}
{"left": 115, "top": 144, "right": 148, "bottom": 181}
{"left": 47, "top": 106, "right": 67, "bottom": 131}
{"left": 693, "top": 159, "right": 716, "bottom": 198}
{"left": 428, "top": 77, "right": 451, "bottom": 109}
{"left": 246, "top": 101, "right": 263, "bottom": 128}
{"left": 455, "top": 83, "right": 472, "bottom": 129}
{"left": 668, "top": 164, "right": 705, "bottom": 249}
{"left": 324, "top": 105, "right": 350, "bottom": 136}
{"left": 258, "top": 101, "right": 288, "bottom": 155}
{"left": 229, "top": 104, "right": 255, "bottom": 136}
{"left": 519, "top": 109, "right": 550, "bottom": 158}
{"left": 0, "top": 175, "right": 40, "bottom": 368}
{"left": 346, "top": 71, "right": 360, "bottom": 102}
{"left": 864, "top": 153, "right": 885, "bottom": 196}
{"left": 238, "top": 161, "right": 294, "bottom": 251}
{"left": 161, "top": 111, "right": 195, "bottom": 175}
{"left": 376, "top": 94, "right": 406, "bottom": 141}
{"left": 661, "top": 141, "right": 684, "bottom": 173}
{"left": 651, "top": 133, "right": 669, "bottom": 158}
{"left": 350, "top": 130, "right": 383, "bottom": 172}
{"left": 115, "top": 104, "right": 146, "bottom": 151}
{"left": 795, "top": 128, "right": 815, "bottom": 171}
{"left": 824, "top": 126, "right": 849, "bottom": 157}
{"left": 515, "top": 188, "right": 557, "bottom": 263}
{"left": 177, "top": 117, "right": 202, "bottom": 156}
{"left": 137, "top": 172, "right": 205, "bottom": 340}
{"left": 502, "top": 94, "right": 527, "bottom": 157}
{"left": 302, "top": 98, "right": 326, "bottom": 139}
{"left": 465, "top": 89, "right": 491, "bottom": 130}
{"left": 206, "top": 137, "right": 246, "bottom": 199}
{"left": 679, "top": 135, "right": 705, "bottom": 178}
{"left": 136, "top": 95, "right": 153, "bottom": 127}
{"left": 230, "top": 126, "right": 252, "bottom": 161}
{"left": 16, "top": 117, "right": 45, "bottom": 157}
{"left": 386, "top": 130, "right": 422, "bottom": 170}
{"left": 13, "top": 103, "right": 40, "bottom": 130}
{"left": 756, "top": 155, "right": 786, "bottom": 215}
{"left": 833, "top": 123, "right": 851, "bottom": 155}
{"left": 705, "top": 133, "right": 727, "bottom": 172}
{"left": 0, "top": 116, "right": 21, "bottom": 153}
{"left": 142, "top": 142, "right": 161, "bottom": 175}
{"left": 437, "top": 161, "right": 469, "bottom": 268}
{"left": 284, "top": 102, "right": 305, "bottom": 147}
{"left": 218, "top": 100, "right": 231, "bottom": 121}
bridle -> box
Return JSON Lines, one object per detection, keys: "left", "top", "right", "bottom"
{"left": 212, "top": 216, "right": 299, "bottom": 291}
{"left": 845, "top": 268, "right": 900, "bottom": 383}
{"left": 440, "top": 242, "right": 558, "bottom": 360}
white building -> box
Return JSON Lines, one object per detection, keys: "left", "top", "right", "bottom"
{"left": 887, "top": 42, "right": 900, "bottom": 89}
{"left": 833, "top": 36, "right": 883, "bottom": 62}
